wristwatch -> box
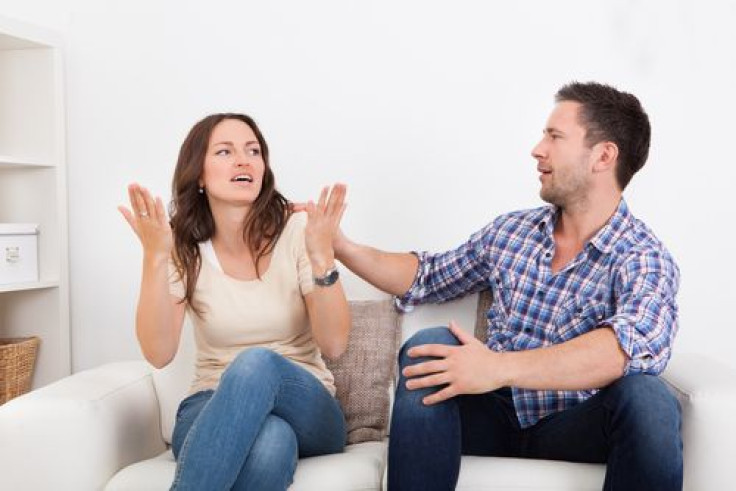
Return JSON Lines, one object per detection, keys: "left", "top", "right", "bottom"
{"left": 313, "top": 266, "right": 339, "bottom": 287}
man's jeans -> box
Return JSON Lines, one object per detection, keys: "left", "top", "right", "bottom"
{"left": 170, "top": 348, "right": 346, "bottom": 490}
{"left": 388, "top": 327, "right": 683, "bottom": 491}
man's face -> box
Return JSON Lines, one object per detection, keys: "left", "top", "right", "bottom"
{"left": 531, "top": 101, "right": 595, "bottom": 208}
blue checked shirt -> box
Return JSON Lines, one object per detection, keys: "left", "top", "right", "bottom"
{"left": 397, "top": 199, "right": 680, "bottom": 428}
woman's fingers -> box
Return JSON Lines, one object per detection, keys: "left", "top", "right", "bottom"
{"left": 139, "top": 187, "right": 156, "bottom": 220}
{"left": 325, "top": 184, "right": 346, "bottom": 219}
{"left": 130, "top": 183, "right": 151, "bottom": 220}
{"left": 155, "top": 197, "right": 167, "bottom": 225}
{"left": 118, "top": 205, "right": 137, "bottom": 231}
{"left": 128, "top": 184, "right": 141, "bottom": 217}
{"left": 317, "top": 186, "right": 329, "bottom": 210}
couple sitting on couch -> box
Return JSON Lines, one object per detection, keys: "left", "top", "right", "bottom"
{"left": 118, "top": 81, "right": 682, "bottom": 491}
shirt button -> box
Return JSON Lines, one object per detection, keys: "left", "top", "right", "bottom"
{"left": 544, "top": 252, "right": 551, "bottom": 258}
{"left": 523, "top": 327, "right": 532, "bottom": 333}
{"left": 536, "top": 290, "right": 544, "bottom": 297}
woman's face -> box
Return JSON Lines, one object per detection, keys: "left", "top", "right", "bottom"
{"left": 199, "top": 118, "right": 266, "bottom": 208}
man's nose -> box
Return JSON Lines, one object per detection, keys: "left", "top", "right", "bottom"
{"left": 531, "top": 140, "right": 544, "bottom": 159}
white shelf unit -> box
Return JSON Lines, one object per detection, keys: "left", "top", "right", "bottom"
{"left": 0, "top": 16, "right": 70, "bottom": 390}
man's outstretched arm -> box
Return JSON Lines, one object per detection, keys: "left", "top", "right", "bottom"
{"left": 295, "top": 183, "right": 419, "bottom": 297}
{"left": 334, "top": 233, "right": 419, "bottom": 297}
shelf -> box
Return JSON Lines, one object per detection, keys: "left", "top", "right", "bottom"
{"left": 0, "top": 32, "right": 45, "bottom": 50}
{"left": 0, "top": 14, "right": 69, "bottom": 389}
{"left": 0, "top": 279, "right": 59, "bottom": 294}
{"left": 0, "top": 155, "right": 51, "bottom": 169}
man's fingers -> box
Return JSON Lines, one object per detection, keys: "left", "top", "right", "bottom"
{"left": 423, "top": 385, "right": 456, "bottom": 405}
{"left": 406, "top": 372, "right": 450, "bottom": 391}
{"left": 407, "top": 343, "right": 453, "bottom": 359}
{"left": 402, "top": 359, "right": 447, "bottom": 378}
{"left": 448, "top": 320, "right": 478, "bottom": 345}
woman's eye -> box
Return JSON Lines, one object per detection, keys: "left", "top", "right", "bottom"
{"left": 215, "top": 149, "right": 230, "bottom": 156}
{"left": 247, "top": 148, "right": 261, "bottom": 157}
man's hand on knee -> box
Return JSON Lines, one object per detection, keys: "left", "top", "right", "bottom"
{"left": 403, "top": 321, "right": 507, "bottom": 405}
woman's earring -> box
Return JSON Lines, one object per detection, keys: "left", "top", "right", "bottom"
{"left": 198, "top": 187, "right": 204, "bottom": 194}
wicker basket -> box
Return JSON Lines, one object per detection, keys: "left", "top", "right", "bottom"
{"left": 0, "top": 336, "right": 40, "bottom": 405}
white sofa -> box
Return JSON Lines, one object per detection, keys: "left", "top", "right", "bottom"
{"left": 2, "top": 294, "right": 736, "bottom": 490}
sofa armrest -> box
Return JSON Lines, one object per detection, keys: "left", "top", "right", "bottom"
{"left": 661, "top": 352, "right": 736, "bottom": 490}
{"left": 0, "top": 361, "right": 167, "bottom": 490}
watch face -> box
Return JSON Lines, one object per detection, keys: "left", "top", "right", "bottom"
{"left": 315, "top": 267, "right": 339, "bottom": 286}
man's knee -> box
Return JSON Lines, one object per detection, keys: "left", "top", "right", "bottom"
{"left": 400, "top": 326, "right": 460, "bottom": 365}
{"left": 605, "top": 374, "right": 681, "bottom": 435}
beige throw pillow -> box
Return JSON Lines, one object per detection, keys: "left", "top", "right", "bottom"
{"left": 326, "top": 299, "right": 402, "bottom": 444}
{"left": 474, "top": 289, "right": 493, "bottom": 343}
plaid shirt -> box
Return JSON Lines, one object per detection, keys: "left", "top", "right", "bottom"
{"left": 397, "top": 199, "right": 680, "bottom": 428}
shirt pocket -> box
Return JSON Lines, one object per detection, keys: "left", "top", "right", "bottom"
{"left": 485, "top": 268, "right": 517, "bottom": 331}
{"left": 553, "top": 291, "right": 610, "bottom": 343}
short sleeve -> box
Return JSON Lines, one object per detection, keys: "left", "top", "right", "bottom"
{"left": 289, "top": 212, "right": 314, "bottom": 296}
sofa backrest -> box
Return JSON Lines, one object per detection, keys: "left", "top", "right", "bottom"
{"left": 151, "top": 291, "right": 489, "bottom": 444}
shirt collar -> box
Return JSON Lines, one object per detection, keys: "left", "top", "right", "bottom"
{"left": 536, "top": 199, "right": 632, "bottom": 254}
{"left": 588, "top": 199, "right": 632, "bottom": 253}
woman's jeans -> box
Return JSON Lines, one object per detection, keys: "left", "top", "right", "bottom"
{"left": 170, "top": 347, "right": 346, "bottom": 491}
{"left": 388, "top": 327, "right": 683, "bottom": 491}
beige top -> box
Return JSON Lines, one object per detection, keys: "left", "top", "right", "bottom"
{"left": 169, "top": 212, "right": 336, "bottom": 396}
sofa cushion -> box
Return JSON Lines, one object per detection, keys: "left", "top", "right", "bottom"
{"left": 457, "top": 456, "right": 604, "bottom": 490}
{"left": 105, "top": 441, "right": 387, "bottom": 491}
{"left": 326, "top": 299, "right": 402, "bottom": 444}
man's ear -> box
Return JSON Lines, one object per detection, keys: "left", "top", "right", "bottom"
{"left": 592, "top": 141, "right": 619, "bottom": 173}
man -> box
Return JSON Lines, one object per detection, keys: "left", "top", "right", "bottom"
{"left": 326, "top": 81, "right": 682, "bottom": 490}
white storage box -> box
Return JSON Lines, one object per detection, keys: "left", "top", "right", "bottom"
{"left": 0, "top": 223, "right": 39, "bottom": 286}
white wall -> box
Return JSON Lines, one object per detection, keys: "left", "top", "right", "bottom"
{"left": 2, "top": 0, "right": 735, "bottom": 372}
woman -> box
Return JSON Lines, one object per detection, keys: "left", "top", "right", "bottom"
{"left": 119, "top": 113, "right": 350, "bottom": 490}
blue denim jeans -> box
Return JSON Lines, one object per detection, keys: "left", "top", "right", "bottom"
{"left": 388, "top": 327, "right": 683, "bottom": 491}
{"left": 170, "top": 347, "right": 346, "bottom": 490}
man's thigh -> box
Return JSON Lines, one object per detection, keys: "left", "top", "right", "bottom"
{"left": 460, "top": 388, "right": 522, "bottom": 457}
{"left": 521, "top": 389, "right": 610, "bottom": 464}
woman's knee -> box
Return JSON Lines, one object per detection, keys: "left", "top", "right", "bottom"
{"left": 247, "top": 416, "right": 298, "bottom": 476}
{"left": 222, "top": 347, "right": 285, "bottom": 383}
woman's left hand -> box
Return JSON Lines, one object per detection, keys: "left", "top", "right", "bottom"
{"left": 304, "top": 184, "right": 347, "bottom": 274}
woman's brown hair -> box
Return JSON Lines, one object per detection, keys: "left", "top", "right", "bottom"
{"left": 169, "top": 113, "right": 291, "bottom": 312}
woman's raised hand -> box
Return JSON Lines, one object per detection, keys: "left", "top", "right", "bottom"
{"left": 304, "top": 184, "right": 347, "bottom": 273}
{"left": 118, "top": 183, "right": 173, "bottom": 260}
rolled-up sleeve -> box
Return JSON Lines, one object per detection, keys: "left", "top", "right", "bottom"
{"left": 606, "top": 249, "right": 680, "bottom": 375}
{"left": 395, "top": 223, "right": 495, "bottom": 311}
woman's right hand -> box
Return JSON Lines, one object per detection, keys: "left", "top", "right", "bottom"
{"left": 118, "top": 183, "right": 173, "bottom": 259}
